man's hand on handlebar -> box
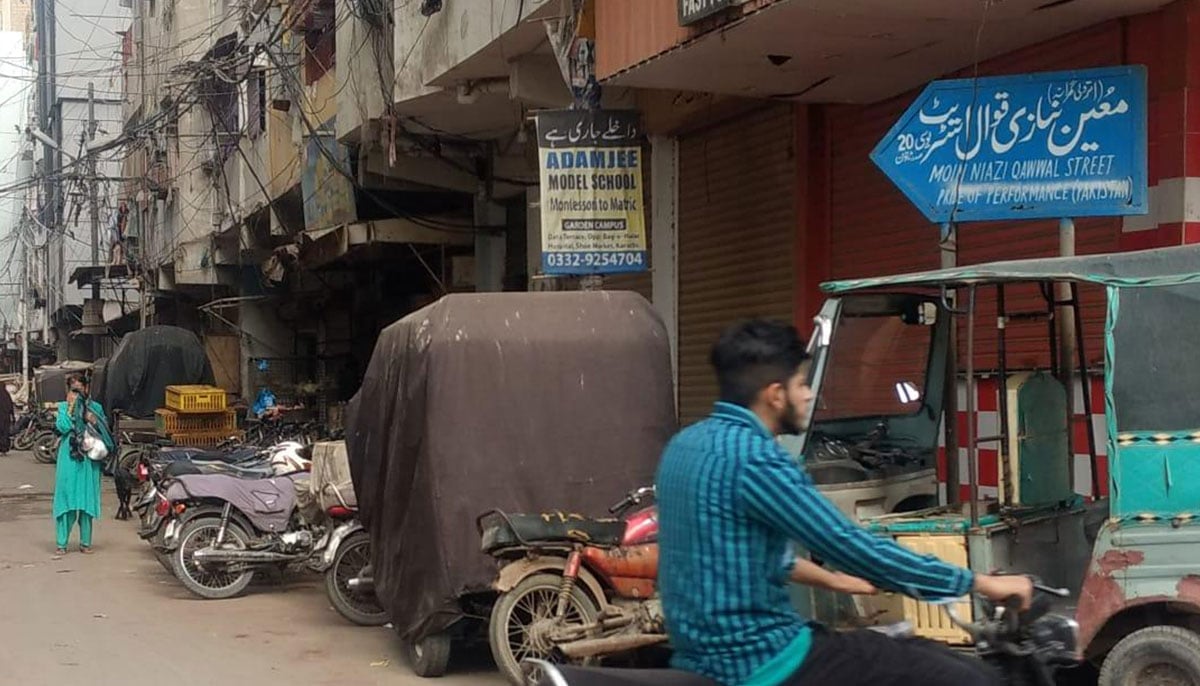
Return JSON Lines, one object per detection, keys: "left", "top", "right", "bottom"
{"left": 830, "top": 572, "right": 878, "bottom": 596}
{"left": 973, "top": 573, "right": 1034, "bottom": 611}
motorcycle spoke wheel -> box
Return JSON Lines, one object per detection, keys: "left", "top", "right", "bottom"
{"left": 489, "top": 573, "right": 599, "bottom": 686}
{"left": 172, "top": 519, "right": 254, "bottom": 600}
{"left": 326, "top": 534, "right": 388, "bottom": 626}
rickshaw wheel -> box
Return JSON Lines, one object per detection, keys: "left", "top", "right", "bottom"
{"left": 403, "top": 632, "right": 451, "bottom": 678}
{"left": 1099, "top": 625, "right": 1200, "bottom": 686}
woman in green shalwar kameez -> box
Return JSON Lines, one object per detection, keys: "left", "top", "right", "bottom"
{"left": 52, "top": 374, "right": 114, "bottom": 555}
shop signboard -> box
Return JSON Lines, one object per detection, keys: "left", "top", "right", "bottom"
{"left": 679, "top": 0, "right": 735, "bottom": 25}
{"left": 536, "top": 109, "right": 647, "bottom": 275}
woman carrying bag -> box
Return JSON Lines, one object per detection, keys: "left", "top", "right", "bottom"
{"left": 52, "top": 374, "right": 114, "bottom": 556}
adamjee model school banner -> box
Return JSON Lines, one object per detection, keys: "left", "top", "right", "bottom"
{"left": 536, "top": 109, "right": 648, "bottom": 275}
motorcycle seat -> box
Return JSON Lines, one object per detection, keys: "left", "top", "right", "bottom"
{"left": 538, "top": 665, "right": 716, "bottom": 686}
{"left": 161, "top": 460, "right": 273, "bottom": 479}
{"left": 153, "top": 446, "right": 261, "bottom": 465}
{"left": 480, "top": 511, "right": 627, "bottom": 553}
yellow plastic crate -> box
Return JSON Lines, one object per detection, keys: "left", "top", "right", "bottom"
{"left": 894, "top": 534, "right": 974, "bottom": 645}
{"left": 168, "top": 429, "right": 244, "bottom": 448}
{"left": 155, "top": 408, "right": 237, "bottom": 434}
{"left": 165, "top": 385, "right": 228, "bottom": 413}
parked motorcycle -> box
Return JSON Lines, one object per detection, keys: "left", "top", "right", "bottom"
{"left": 479, "top": 486, "right": 660, "bottom": 686}
{"left": 133, "top": 447, "right": 279, "bottom": 573}
{"left": 318, "top": 500, "right": 388, "bottom": 626}
{"left": 530, "top": 578, "right": 1080, "bottom": 686}
{"left": 23, "top": 408, "right": 59, "bottom": 463}
{"left": 161, "top": 454, "right": 327, "bottom": 599}
{"left": 11, "top": 411, "right": 36, "bottom": 450}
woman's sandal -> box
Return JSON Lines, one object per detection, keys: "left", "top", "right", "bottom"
{"left": 54, "top": 547, "right": 66, "bottom": 556}
{"left": 80, "top": 546, "right": 93, "bottom": 555}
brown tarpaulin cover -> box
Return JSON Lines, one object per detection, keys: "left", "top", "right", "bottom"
{"left": 345, "top": 292, "right": 676, "bottom": 640}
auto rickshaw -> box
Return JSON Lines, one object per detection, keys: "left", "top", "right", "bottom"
{"left": 800, "top": 243, "right": 1200, "bottom": 684}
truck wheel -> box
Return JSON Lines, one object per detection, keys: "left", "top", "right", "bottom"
{"left": 1099, "top": 625, "right": 1200, "bottom": 686}
{"left": 403, "top": 632, "right": 451, "bottom": 678}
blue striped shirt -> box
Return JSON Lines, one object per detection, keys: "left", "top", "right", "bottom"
{"left": 655, "top": 402, "right": 974, "bottom": 685}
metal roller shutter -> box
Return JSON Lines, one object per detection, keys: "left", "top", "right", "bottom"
{"left": 676, "top": 105, "right": 797, "bottom": 424}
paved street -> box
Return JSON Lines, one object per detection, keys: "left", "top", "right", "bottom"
{"left": 0, "top": 451, "right": 503, "bottom": 686}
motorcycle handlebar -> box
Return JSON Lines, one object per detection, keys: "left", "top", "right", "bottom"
{"left": 942, "top": 575, "right": 1067, "bottom": 642}
{"left": 608, "top": 486, "right": 655, "bottom": 514}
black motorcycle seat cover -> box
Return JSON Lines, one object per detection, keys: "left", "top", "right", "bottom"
{"left": 481, "top": 511, "right": 627, "bottom": 552}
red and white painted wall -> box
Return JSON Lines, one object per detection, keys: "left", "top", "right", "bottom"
{"left": 1119, "top": 1, "right": 1200, "bottom": 250}
{"left": 937, "top": 377, "right": 1109, "bottom": 504}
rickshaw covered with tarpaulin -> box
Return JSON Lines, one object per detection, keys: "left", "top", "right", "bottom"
{"left": 344, "top": 291, "right": 676, "bottom": 678}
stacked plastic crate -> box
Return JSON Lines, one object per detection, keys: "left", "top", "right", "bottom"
{"left": 155, "top": 385, "right": 242, "bottom": 447}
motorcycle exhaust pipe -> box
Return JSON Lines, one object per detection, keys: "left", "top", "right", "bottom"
{"left": 192, "top": 548, "right": 298, "bottom": 564}
{"left": 346, "top": 575, "right": 374, "bottom": 592}
{"left": 553, "top": 633, "right": 669, "bottom": 660}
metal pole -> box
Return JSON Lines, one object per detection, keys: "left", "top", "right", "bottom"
{"left": 941, "top": 222, "right": 959, "bottom": 505}
{"left": 996, "top": 284, "right": 1012, "bottom": 506}
{"left": 88, "top": 82, "right": 99, "bottom": 271}
{"left": 1058, "top": 218, "right": 1078, "bottom": 491}
{"left": 20, "top": 220, "right": 28, "bottom": 387}
{"left": 41, "top": 243, "right": 49, "bottom": 343}
{"left": 1071, "top": 282, "right": 1100, "bottom": 499}
{"left": 88, "top": 82, "right": 101, "bottom": 359}
{"left": 966, "top": 285, "right": 979, "bottom": 527}
{"left": 136, "top": 0, "right": 147, "bottom": 330}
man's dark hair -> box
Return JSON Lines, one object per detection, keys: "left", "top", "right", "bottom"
{"left": 710, "top": 319, "right": 809, "bottom": 407}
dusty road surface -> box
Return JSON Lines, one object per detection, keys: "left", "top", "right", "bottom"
{"left": 0, "top": 451, "right": 503, "bottom": 686}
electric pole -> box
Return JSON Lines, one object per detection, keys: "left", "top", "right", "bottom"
{"left": 88, "top": 82, "right": 101, "bottom": 359}
{"left": 20, "top": 213, "right": 29, "bottom": 385}
{"left": 138, "top": 0, "right": 149, "bottom": 330}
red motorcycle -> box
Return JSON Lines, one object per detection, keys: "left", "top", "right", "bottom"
{"left": 479, "top": 486, "right": 662, "bottom": 686}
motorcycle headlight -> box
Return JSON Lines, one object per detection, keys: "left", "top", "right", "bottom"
{"left": 1031, "top": 614, "right": 1080, "bottom": 664}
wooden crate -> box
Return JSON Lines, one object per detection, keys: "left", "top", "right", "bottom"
{"left": 165, "top": 385, "right": 228, "bottom": 413}
{"left": 168, "top": 429, "right": 244, "bottom": 448}
{"left": 155, "top": 408, "right": 237, "bottom": 434}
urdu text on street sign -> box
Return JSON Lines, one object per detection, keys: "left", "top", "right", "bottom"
{"left": 536, "top": 109, "right": 648, "bottom": 276}
{"left": 870, "top": 66, "right": 1148, "bottom": 224}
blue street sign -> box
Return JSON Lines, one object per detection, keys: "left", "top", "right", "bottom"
{"left": 870, "top": 66, "right": 1148, "bottom": 224}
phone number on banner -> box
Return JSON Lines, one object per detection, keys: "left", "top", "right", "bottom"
{"left": 542, "top": 251, "right": 648, "bottom": 274}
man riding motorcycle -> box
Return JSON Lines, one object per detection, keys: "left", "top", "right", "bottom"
{"left": 655, "top": 319, "right": 1032, "bottom": 686}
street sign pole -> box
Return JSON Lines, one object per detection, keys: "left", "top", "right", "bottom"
{"left": 941, "top": 221, "right": 959, "bottom": 505}
{"left": 1058, "top": 216, "right": 1077, "bottom": 491}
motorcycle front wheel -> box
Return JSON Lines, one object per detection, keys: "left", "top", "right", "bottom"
{"left": 325, "top": 531, "right": 388, "bottom": 626}
{"left": 488, "top": 572, "right": 600, "bottom": 686}
{"left": 171, "top": 516, "right": 254, "bottom": 600}
{"left": 32, "top": 431, "right": 58, "bottom": 464}
{"left": 13, "top": 428, "right": 35, "bottom": 451}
